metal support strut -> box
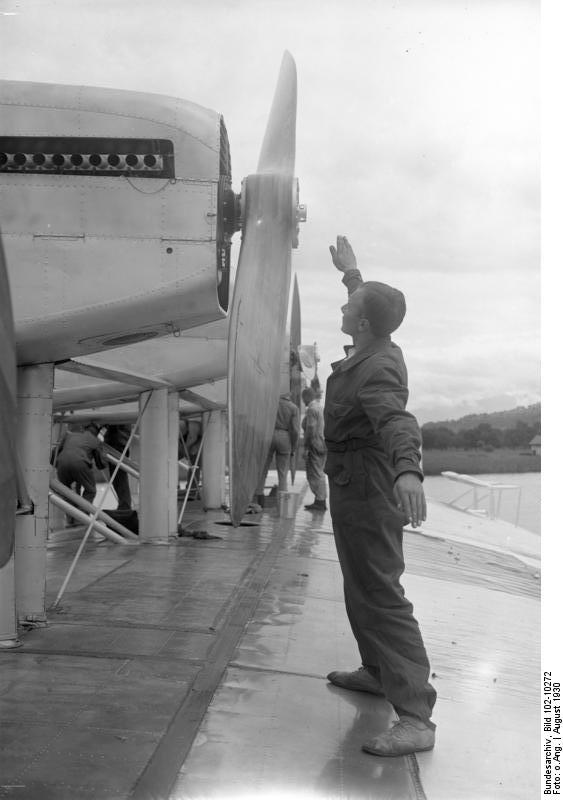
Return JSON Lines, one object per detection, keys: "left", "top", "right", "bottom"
{"left": 50, "top": 393, "right": 152, "bottom": 609}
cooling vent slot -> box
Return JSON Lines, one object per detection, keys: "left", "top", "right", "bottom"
{"left": 0, "top": 137, "right": 175, "bottom": 178}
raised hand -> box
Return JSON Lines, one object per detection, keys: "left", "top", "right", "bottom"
{"left": 329, "top": 235, "right": 357, "bottom": 272}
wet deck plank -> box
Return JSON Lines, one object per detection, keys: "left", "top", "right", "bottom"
{"left": 0, "top": 478, "right": 540, "bottom": 799}
{"left": 171, "top": 485, "right": 540, "bottom": 800}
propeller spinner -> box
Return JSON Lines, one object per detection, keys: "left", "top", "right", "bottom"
{"left": 227, "top": 51, "right": 306, "bottom": 526}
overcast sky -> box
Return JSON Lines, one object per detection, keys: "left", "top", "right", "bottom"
{"left": 0, "top": 0, "right": 540, "bottom": 423}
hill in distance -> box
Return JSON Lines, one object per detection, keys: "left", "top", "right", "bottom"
{"left": 422, "top": 402, "right": 540, "bottom": 433}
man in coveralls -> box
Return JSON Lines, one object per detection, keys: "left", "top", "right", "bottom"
{"left": 56, "top": 422, "right": 106, "bottom": 506}
{"left": 325, "top": 236, "right": 436, "bottom": 756}
{"left": 255, "top": 393, "right": 300, "bottom": 506}
{"left": 103, "top": 424, "right": 132, "bottom": 511}
{"left": 301, "top": 387, "right": 328, "bottom": 511}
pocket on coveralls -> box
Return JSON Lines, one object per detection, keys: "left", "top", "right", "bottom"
{"left": 324, "top": 456, "right": 351, "bottom": 486}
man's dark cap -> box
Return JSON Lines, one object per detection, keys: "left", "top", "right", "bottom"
{"left": 361, "top": 281, "right": 406, "bottom": 335}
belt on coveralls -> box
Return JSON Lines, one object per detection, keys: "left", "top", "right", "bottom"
{"left": 325, "top": 437, "right": 379, "bottom": 452}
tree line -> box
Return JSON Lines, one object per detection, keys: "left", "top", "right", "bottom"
{"left": 421, "top": 420, "right": 540, "bottom": 450}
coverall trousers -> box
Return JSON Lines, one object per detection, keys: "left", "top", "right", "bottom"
{"left": 305, "top": 448, "right": 327, "bottom": 501}
{"left": 328, "top": 452, "right": 436, "bottom": 727}
{"left": 57, "top": 459, "right": 97, "bottom": 505}
{"left": 112, "top": 468, "right": 132, "bottom": 510}
{"left": 258, "top": 429, "right": 292, "bottom": 493}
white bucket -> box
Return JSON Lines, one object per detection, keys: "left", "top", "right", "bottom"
{"left": 278, "top": 491, "right": 300, "bottom": 518}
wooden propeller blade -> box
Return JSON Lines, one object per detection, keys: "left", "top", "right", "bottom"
{"left": 228, "top": 53, "right": 298, "bottom": 526}
{"left": 256, "top": 51, "right": 297, "bottom": 176}
{"left": 228, "top": 173, "right": 294, "bottom": 525}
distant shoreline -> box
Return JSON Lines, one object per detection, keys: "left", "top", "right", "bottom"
{"left": 421, "top": 447, "right": 540, "bottom": 476}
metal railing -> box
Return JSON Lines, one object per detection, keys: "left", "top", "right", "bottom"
{"left": 440, "top": 471, "right": 522, "bottom": 527}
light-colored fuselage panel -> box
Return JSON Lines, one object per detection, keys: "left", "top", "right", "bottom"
{"left": 0, "top": 80, "right": 236, "bottom": 365}
{"left": 53, "top": 329, "right": 228, "bottom": 411}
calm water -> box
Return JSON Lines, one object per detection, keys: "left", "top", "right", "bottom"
{"left": 423, "top": 472, "right": 541, "bottom": 535}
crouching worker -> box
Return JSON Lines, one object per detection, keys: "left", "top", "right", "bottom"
{"left": 325, "top": 235, "right": 436, "bottom": 757}
{"left": 56, "top": 422, "right": 107, "bottom": 507}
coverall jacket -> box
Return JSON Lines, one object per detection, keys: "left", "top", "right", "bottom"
{"left": 57, "top": 430, "right": 105, "bottom": 505}
{"left": 324, "top": 272, "right": 436, "bottom": 727}
{"left": 303, "top": 399, "right": 327, "bottom": 502}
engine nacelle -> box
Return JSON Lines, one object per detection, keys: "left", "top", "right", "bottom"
{"left": 0, "top": 80, "right": 240, "bottom": 365}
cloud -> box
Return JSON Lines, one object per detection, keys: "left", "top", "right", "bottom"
{"left": 1, "top": 0, "right": 540, "bottom": 423}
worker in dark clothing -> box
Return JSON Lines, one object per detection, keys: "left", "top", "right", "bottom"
{"left": 103, "top": 424, "right": 132, "bottom": 511}
{"left": 186, "top": 419, "right": 203, "bottom": 465}
{"left": 56, "top": 422, "right": 106, "bottom": 506}
{"left": 255, "top": 393, "right": 300, "bottom": 505}
{"left": 324, "top": 235, "right": 436, "bottom": 757}
{"left": 301, "top": 386, "right": 328, "bottom": 511}
{"left": 178, "top": 419, "right": 203, "bottom": 463}
{"left": 178, "top": 418, "right": 203, "bottom": 498}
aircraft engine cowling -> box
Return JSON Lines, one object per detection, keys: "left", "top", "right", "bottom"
{"left": 0, "top": 80, "right": 240, "bottom": 366}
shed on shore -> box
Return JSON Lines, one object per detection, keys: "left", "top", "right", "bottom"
{"left": 529, "top": 434, "right": 541, "bottom": 455}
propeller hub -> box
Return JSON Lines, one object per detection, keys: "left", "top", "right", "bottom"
{"left": 292, "top": 178, "right": 306, "bottom": 248}
{"left": 296, "top": 204, "right": 307, "bottom": 222}
{"left": 221, "top": 181, "right": 242, "bottom": 239}
{"left": 237, "top": 177, "right": 306, "bottom": 248}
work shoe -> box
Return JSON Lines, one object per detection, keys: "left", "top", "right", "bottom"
{"left": 327, "top": 667, "right": 384, "bottom": 695}
{"left": 305, "top": 500, "right": 327, "bottom": 511}
{"left": 362, "top": 716, "right": 435, "bottom": 757}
